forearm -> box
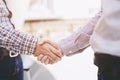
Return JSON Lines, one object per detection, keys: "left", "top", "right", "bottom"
{"left": 58, "top": 11, "right": 102, "bottom": 56}
{"left": 0, "top": 21, "right": 38, "bottom": 55}
{"left": 0, "top": 0, "right": 38, "bottom": 55}
{"left": 58, "top": 32, "right": 90, "bottom": 56}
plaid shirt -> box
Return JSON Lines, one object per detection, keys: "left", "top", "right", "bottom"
{"left": 0, "top": 0, "right": 38, "bottom": 55}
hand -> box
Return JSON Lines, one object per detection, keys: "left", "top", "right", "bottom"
{"left": 34, "top": 40, "right": 63, "bottom": 64}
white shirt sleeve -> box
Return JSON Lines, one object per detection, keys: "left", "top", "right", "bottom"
{"left": 58, "top": 11, "right": 102, "bottom": 56}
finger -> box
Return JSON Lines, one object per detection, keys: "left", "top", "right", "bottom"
{"left": 41, "top": 56, "right": 48, "bottom": 63}
{"left": 47, "top": 50, "right": 61, "bottom": 62}
{"left": 38, "top": 49, "right": 56, "bottom": 62}
{"left": 45, "top": 41, "right": 64, "bottom": 57}
{"left": 38, "top": 40, "right": 46, "bottom": 45}
{"left": 47, "top": 56, "right": 57, "bottom": 64}
{"left": 50, "top": 47, "right": 63, "bottom": 58}
{"left": 48, "top": 60, "right": 56, "bottom": 64}
{"left": 44, "top": 58, "right": 50, "bottom": 64}
{"left": 48, "top": 44, "right": 63, "bottom": 58}
{"left": 38, "top": 44, "right": 61, "bottom": 62}
{"left": 45, "top": 40, "right": 60, "bottom": 50}
{"left": 37, "top": 54, "right": 44, "bottom": 61}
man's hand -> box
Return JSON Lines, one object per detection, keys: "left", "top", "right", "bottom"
{"left": 34, "top": 40, "right": 64, "bottom": 64}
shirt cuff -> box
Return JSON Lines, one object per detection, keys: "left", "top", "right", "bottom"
{"left": 58, "top": 39, "right": 74, "bottom": 56}
{"left": 22, "top": 34, "right": 38, "bottom": 55}
{"left": 58, "top": 33, "right": 90, "bottom": 56}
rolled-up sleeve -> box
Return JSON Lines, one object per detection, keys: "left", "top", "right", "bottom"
{"left": 58, "top": 11, "right": 102, "bottom": 56}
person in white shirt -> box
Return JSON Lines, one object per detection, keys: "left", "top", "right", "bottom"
{"left": 38, "top": 0, "right": 120, "bottom": 80}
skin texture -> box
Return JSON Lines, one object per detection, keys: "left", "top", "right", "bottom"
{"left": 34, "top": 40, "right": 63, "bottom": 64}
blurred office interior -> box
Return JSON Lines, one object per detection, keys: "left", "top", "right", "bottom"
{"left": 7, "top": 0, "right": 101, "bottom": 80}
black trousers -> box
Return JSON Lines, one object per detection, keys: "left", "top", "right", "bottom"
{"left": 94, "top": 53, "right": 120, "bottom": 80}
{"left": 0, "top": 48, "right": 23, "bottom": 80}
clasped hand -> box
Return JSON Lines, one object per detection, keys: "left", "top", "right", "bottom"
{"left": 34, "top": 40, "right": 63, "bottom": 64}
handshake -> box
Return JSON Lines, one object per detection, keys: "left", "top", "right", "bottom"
{"left": 34, "top": 40, "right": 64, "bottom": 64}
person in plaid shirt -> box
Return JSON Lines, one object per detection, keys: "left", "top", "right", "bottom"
{"left": 0, "top": 0, "right": 63, "bottom": 80}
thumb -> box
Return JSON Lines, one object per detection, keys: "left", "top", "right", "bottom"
{"left": 38, "top": 39, "right": 46, "bottom": 45}
{"left": 45, "top": 40, "right": 60, "bottom": 50}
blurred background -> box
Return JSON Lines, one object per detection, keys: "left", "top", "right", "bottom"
{"left": 7, "top": 0, "right": 101, "bottom": 80}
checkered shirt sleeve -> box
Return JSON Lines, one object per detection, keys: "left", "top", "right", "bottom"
{"left": 0, "top": 0, "right": 38, "bottom": 54}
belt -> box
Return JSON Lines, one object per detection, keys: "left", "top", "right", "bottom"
{"left": 94, "top": 53, "right": 120, "bottom": 66}
{"left": 9, "top": 51, "right": 19, "bottom": 57}
{"left": 0, "top": 47, "right": 18, "bottom": 58}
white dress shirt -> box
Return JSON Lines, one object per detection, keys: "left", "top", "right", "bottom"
{"left": 59, "top": 0, "right": 120, "bottom": 57}
{"left": 58, "top": 11, "right": 101, "bottom": 56}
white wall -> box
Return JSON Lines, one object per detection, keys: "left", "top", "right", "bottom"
{"left": 6, "top": 0, "right": 30, "bottom": 29}
{"left": 45, "top": 47, "right": 98, "bottom": 80}
{"left": 53, "top": 0, "right": 101, "bottom": 19}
